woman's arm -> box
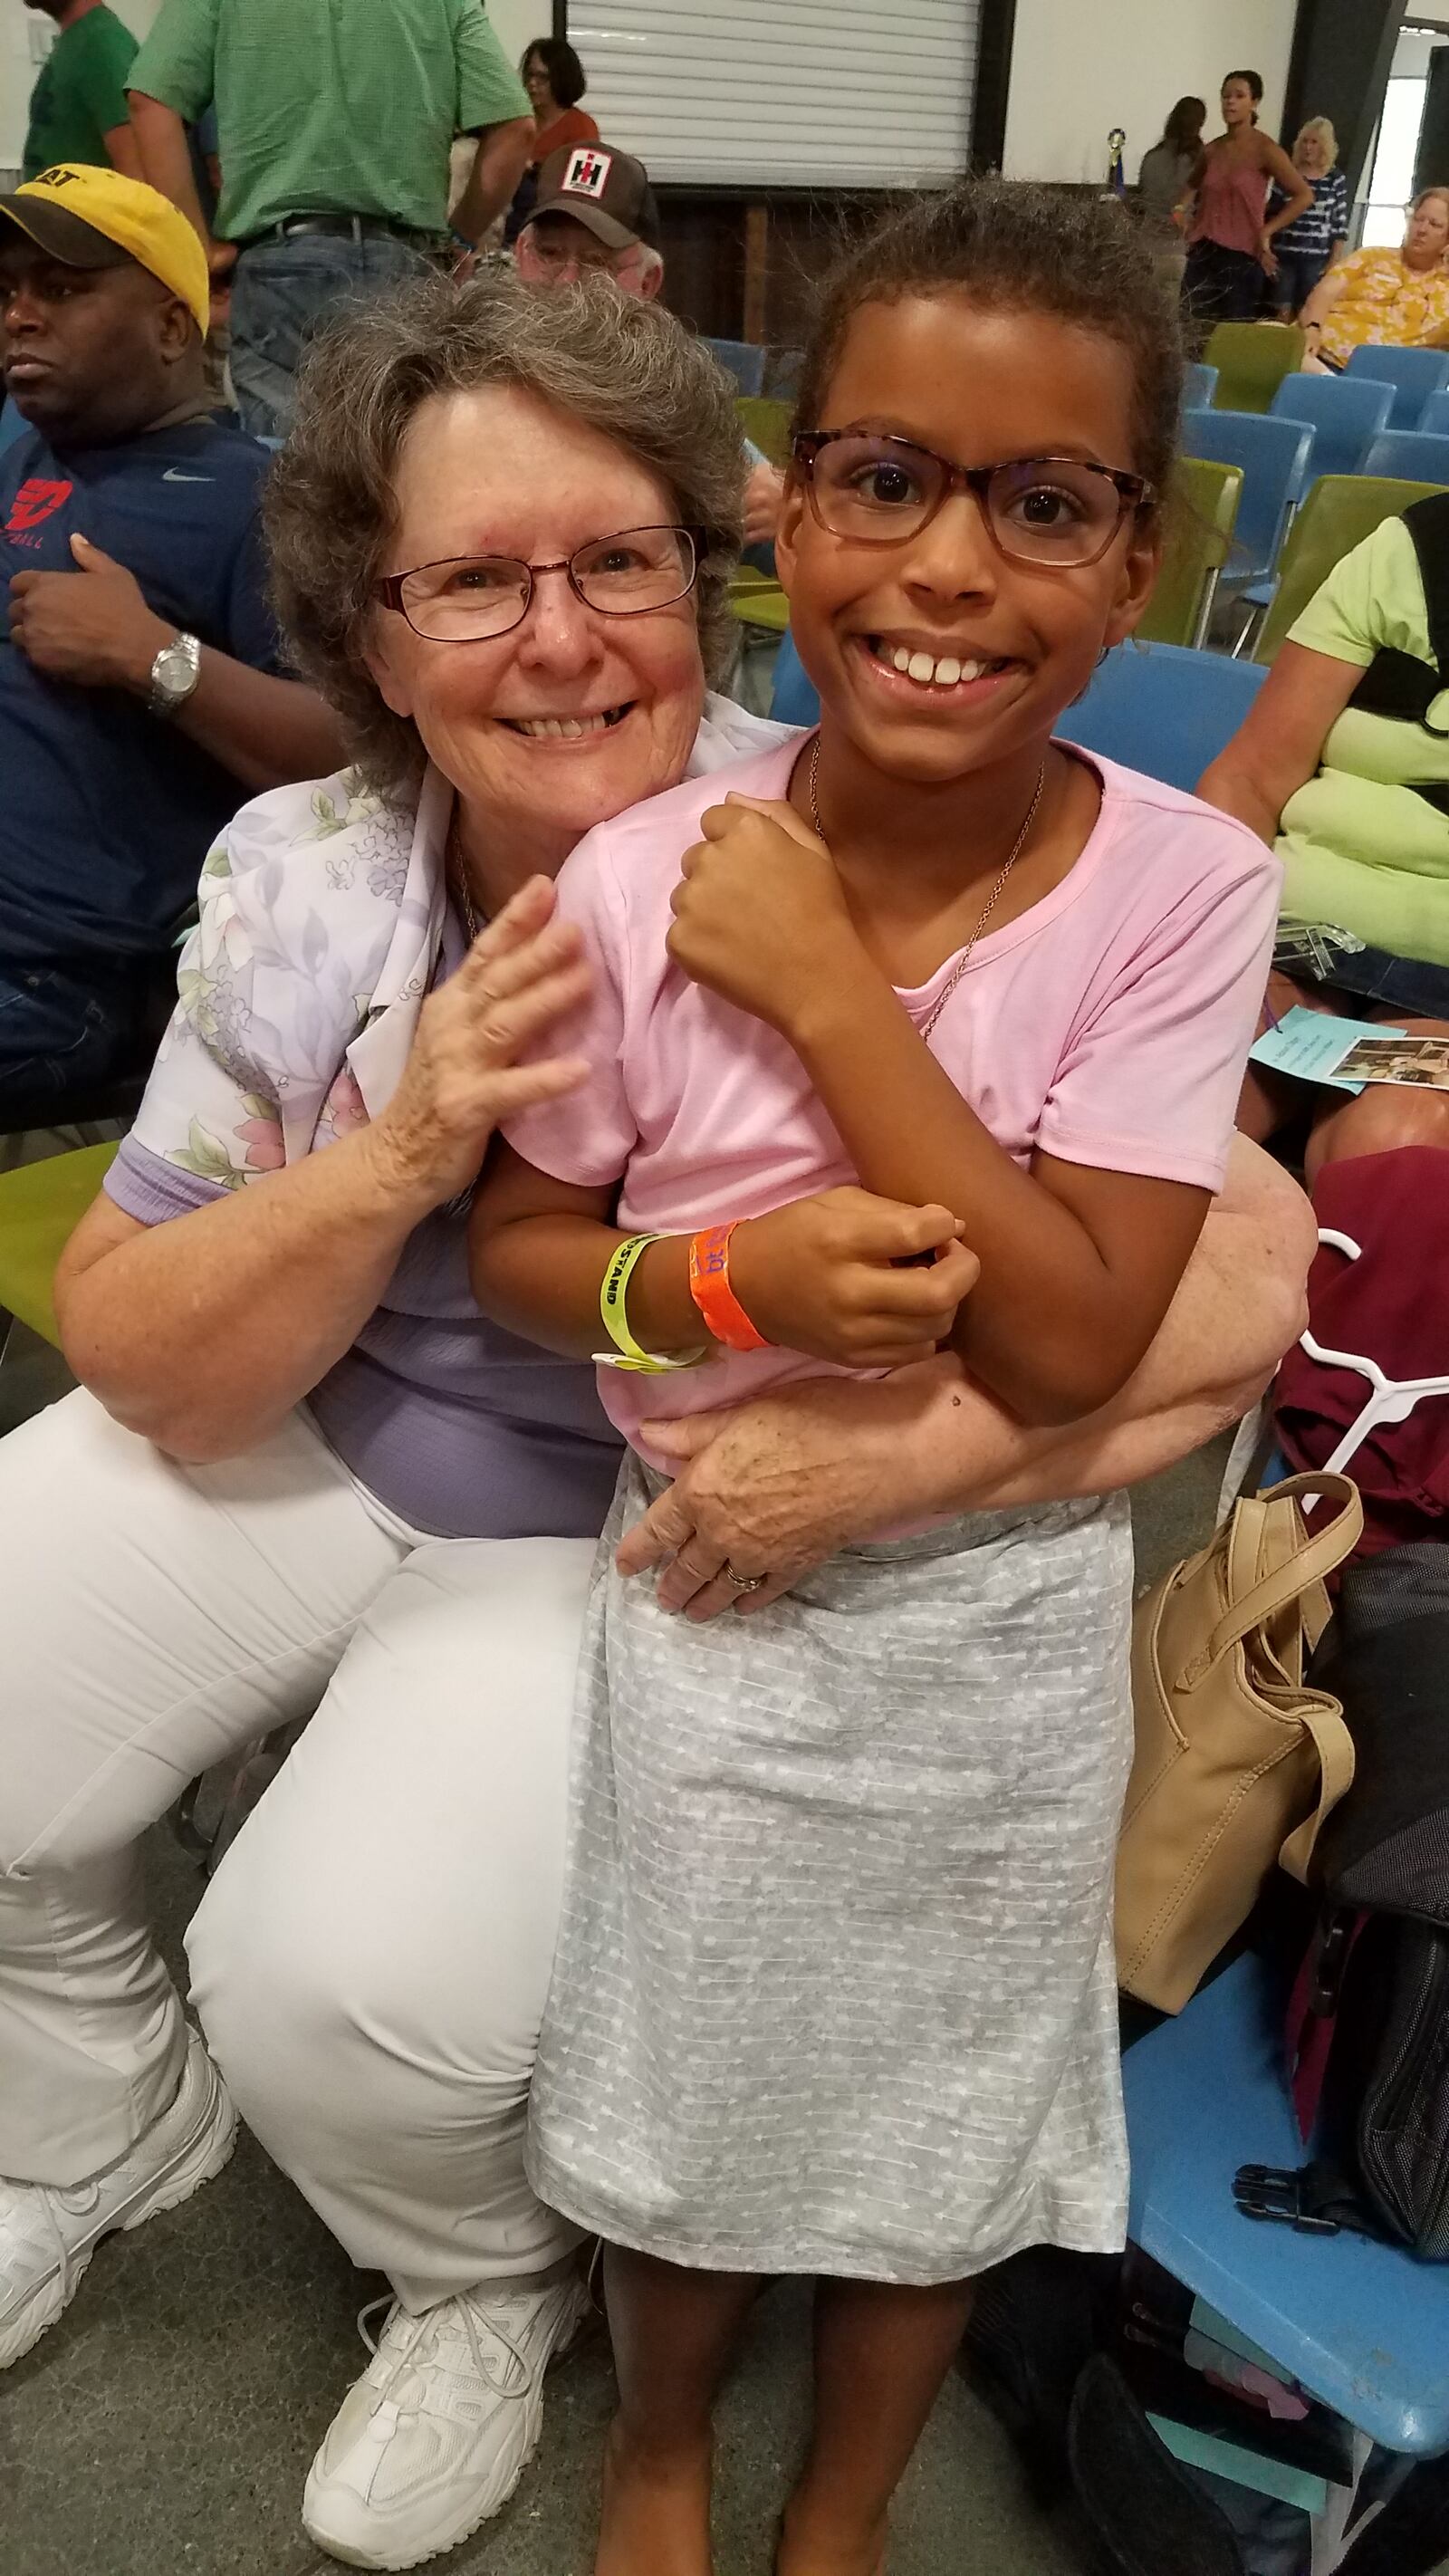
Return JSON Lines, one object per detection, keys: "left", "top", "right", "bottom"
{"left": 1260, "top": 139, "right": 1314, "bottom": 245}
{"left": 55, "top": 880, "right": 590, "bottom": 1463}
{"left": 1197, "top": 639, "right": 1362, "bottom": 842}
{"left": 616, "top": 1139, "right": 1314, "bottom": 1619}
{"left": 1299, "top": 256, "right": 1351, "bottom": 354}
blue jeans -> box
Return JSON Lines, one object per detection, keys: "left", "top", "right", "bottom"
{"left": 1277, "top": 931, "right": 1449, "bottom": 1020}
{"left": 228, "top": 233, "right": 432, "bottom": 443}
{"left": 1270, "top": 249, "right": 1329, "bottom": 316}
{"left": 0, "top": 957, "right": 153, "bottom": 1123}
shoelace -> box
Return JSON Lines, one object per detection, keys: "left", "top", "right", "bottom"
{"left": 356, "top": 2290, "right": 533, "bottom": 2400}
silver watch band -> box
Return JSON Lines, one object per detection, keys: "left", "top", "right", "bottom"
{"left": 148, "top": 630, "right": 202, "bottom": 719}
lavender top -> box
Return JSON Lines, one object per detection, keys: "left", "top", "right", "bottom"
{"left": 101, "top": 697, "right": 792, "bottom": 1540}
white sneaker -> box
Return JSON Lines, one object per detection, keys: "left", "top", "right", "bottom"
{"left": 0, "top": 2025, "right": 236, "bottom": 2370}
{"left": 302, "top": 2268, "right": 594, "bottom": 2571}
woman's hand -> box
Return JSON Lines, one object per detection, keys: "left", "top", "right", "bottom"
{"left": 667, "top": 793, "right": 863, "bottom": 1034}
{"left": 1258, "top": 230, "right": 1280, "bottom": 275}
{"left": 615, "top": 1368, "right": 946, "bottom": 1620}
{"left": 730, "top": 1187, "right": 979, "bottom": 1367}
{"left": 363, "top": 875, "right": 591, "bottom": 1214}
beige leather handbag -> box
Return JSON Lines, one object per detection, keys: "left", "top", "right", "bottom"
{"left": 1116, "top": 1471, "right": 1364, "bottom": 2014}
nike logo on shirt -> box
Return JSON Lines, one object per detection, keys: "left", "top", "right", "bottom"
{"left": 163, "top": 469, "right": 214, "bottom": 484}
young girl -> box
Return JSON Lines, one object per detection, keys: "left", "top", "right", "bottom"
{"left": 469, "top": 181, "right": 1281, "bottom": 2576}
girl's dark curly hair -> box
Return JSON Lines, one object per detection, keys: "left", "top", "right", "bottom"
{"left": 792, "top": 178, "right": 1184, "bottom": 523}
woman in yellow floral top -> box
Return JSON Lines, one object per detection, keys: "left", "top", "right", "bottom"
{"left": 1302, "top": 187, "right": 1449, "bottom": 370}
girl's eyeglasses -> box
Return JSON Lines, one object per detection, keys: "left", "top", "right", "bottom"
{"left": 372, "top": 525, "right": 702, "bottom": 642}
{"left": 792, "top": 432, "right": 1152, "bottom": 571}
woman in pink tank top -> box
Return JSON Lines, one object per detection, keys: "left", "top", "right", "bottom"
{"left": 1184, "top": 69, "right": 1310, "bottom": 344}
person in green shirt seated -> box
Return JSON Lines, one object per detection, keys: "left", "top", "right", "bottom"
{"left": 22, "top": 0, "right": 139, "bottom": 182}
{"left": 1201, "top": 496, "right": 1449, "bottom": 1169}
{"left": 126, "top": 0, "right": 534, "bottom": 442}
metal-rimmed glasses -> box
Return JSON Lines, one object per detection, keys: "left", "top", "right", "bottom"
{"left": 371, "top": 524, "right": 703, "bottom": 642}
{"left": 792, "top": 431, "right": 1152, "bottom": 570}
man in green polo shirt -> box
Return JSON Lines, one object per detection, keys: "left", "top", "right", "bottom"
{"left": 127, "top": 0, "right": 533, "bottom": 440}
{"left": 22, "top": 0, "right": 139, "bottom": 181}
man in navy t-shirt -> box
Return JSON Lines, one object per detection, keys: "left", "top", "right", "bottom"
{"left": 0, "top": 162, "right": 343, "bottom": 1117}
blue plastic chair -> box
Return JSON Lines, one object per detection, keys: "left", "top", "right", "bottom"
{"left": 1059, "top": 641, "right": 1266, "bottom": 791}
{"left": 1124, "top": 1951, "right": 1449, "bottom": 2454}
{"left": 769, "top": 630, "right": 820, "bottom": 727}
{"left": 1181, "top": 407, "right": 1316, "bottom": 591}
{"left": 703, "top": 336, "right": 765, "bottom": 396}
{"left": 771, "top": 636, "right": 1267, "bottom": 793}
{"left": 1344, "top": 341, "right": 1449, "bottom": 428}
{"left": 1416, "top": 387, "right": 1449, "bottom": 438}
{"left": 1182, "top": 360, "right": 1218, "bottom": 410}
{"left": 1269, "top": 371, "right": 1394, "bottom": 484}
{"left": 1360, "top": 427, "right": 1449, "bottom": 487}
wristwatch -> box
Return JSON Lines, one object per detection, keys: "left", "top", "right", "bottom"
{"left": 148, "top": 630, "right": 202, "bottom": 719}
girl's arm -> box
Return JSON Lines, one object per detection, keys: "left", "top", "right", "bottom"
{"left": 469, "top": 1145, "right": 977, "bottom": 1370}
{"left": 1260, "top": 139, "right": 1314, "bottom": 243}
{"left": 666, "top": 800, "right": 1270, "bottom": 1427}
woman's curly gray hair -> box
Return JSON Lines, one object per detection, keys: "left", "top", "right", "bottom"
{"left": 265, "top": 266, "right": 746, "bottom": 798}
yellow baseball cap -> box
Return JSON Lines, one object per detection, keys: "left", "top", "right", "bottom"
{"left": 0, "top": 163, "right": 210, "bottom": 335}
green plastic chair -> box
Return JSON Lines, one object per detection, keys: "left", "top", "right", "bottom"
{"left": 728, "top": 569, "right": 791, "bottom": 634}
{"left": 1137, "top": 455, "right": 1243, "bottom": 648}
{"left": 1204, "top": 322, "right": 1306, "bottom": 415}
{"left": 0, "top": 1141, "right": 117, "bottom": 1357}
{"left": 1254, "top": 474, "right": 1445, "bottom": 662}
{"left": 735, "top": 394, "right": 792, "bottom": 466}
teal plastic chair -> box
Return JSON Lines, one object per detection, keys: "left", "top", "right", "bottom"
{"left": 1125, "top": 1951, "right": 1449, "bottom": 2455}
{"left": 1344, "top": 342, "right": 1449, "bottom": 428}
{"left": 703, "top": 336, "right": 765, "bottom": 395}
{"left": 1360, "top": 428, "right": 1449, "bottom": 486}
{"left": 1181, "top": 407, "right": 1316, "bottom": 591}
{"left": 1269, "top": 372, "right": 1394, "bottom": 483}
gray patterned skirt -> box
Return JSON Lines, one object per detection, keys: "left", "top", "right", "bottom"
{"left": 524, "top": 1456, "right": 1136, "bottom": 2284}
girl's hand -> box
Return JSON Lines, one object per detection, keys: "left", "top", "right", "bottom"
{"left": 730, "top": 1187, "right": 979, "bottom": 1368}
{"left": 667, "top": 793, "right": 863, "bottom": 1034}
{"left": 363, "top": 876, "right": 591, "bottom": 1213}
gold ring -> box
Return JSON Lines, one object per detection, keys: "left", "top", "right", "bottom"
{"left": 723, "top": 1563, "right": 767, "bottom": 1594}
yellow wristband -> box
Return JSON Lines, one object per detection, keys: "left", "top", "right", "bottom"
{"left": 595, "top": 1232, "right": 707, "bottom": 1374}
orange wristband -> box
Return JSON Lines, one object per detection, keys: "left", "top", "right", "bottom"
{"left": 688, "top": 1222, "right": 769, "bottom": 1352}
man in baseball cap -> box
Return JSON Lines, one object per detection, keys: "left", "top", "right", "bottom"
{"left": 0, "top": 163, "right": 341, "bottom": 1119}
{"left": 512, "top": 140, "right": 784, "bottom": 550}
{"left": 513, "top": 139, "right": 664, "bottom": 297}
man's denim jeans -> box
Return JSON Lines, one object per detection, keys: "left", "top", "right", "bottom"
{"left": 229, "top": 233, "right": 431, "bottom": 443}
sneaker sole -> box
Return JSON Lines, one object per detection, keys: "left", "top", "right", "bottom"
{"left": 0, "top": 2055, "right": 237, "bottom": 2374}
{"left": 302, "top": 2286, "right": 596, "bottom": 2572}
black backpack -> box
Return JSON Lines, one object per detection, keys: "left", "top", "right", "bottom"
{"left": 1244, "top": 1544, "right": 1449, "bottom": 2256}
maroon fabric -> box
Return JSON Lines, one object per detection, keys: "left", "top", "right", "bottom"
{"left": 1276, "top": 1148, "right": 1449, "bottom": 1557}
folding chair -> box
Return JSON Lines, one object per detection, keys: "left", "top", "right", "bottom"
{"left": 1360, "top": 428, "right": 1449, "bottom": 487}
{"left": 1181, "top": 409, "right": 1316, "bottom": 604}
{"left": 1269, "top": 372, "right": 1394, "bottom": 484}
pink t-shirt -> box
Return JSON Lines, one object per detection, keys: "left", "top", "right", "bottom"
{"left": 506, "top": 737, "right": 1281, "bottom": 1466}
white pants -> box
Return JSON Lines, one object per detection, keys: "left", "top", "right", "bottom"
{"left": 0, "top": 1388, "right": 594, "bottom": 2310}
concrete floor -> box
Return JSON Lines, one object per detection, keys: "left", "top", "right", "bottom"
{"left": 0, "top": 1335, "right": 1431, "bottom": 2576}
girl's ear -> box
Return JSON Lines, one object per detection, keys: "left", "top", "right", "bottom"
{"left": 772, "top": 468, "right": 808, "bottom": 604}
{"left": 1101, "top": 516, "right": 1163, "bottom": 650}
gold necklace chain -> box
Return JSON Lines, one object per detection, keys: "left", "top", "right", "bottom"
{"left": 807, "top": 737, "right": 1046, "bottom": 1042}
{"left": 446, "top": 810, "right": 484, "bottom": 945}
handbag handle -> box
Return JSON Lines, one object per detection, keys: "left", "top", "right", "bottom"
{"left": 1180, "top": 1474, "right": 1363, "bottom": 1687}
{"left": 1280, "top": 1692, "right": 1357, "bottom": 1881}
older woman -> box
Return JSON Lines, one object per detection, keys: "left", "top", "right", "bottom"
{"left": 1267, "top": 119, "right": 1349, "bottom": 318}
{"left": 1201, "top": 492, "right": 1449, "bottom": 1165}
{"left": 1300, "top": 186, "right": 1449, "bottom": 371}
{"left": 0, "top": 271, "right": 1310, "bottom": 2571}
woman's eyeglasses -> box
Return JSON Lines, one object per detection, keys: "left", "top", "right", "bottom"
{"left": 372, "top": 525, "right": 702, "bottom": 642}
{"left": 792, "top": 432, "right": 1152, "bottom": 570}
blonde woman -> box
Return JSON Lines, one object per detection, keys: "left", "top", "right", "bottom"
{"left": 1302, "top": 187, "right": 1449, "bottom": 370}
{"left": 1267, "top": 118, "right": 1349, "bottom": 315}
